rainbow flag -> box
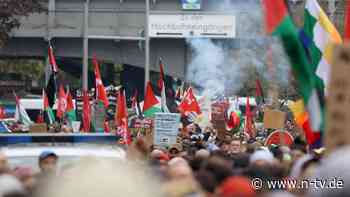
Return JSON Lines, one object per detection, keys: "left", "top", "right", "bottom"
{"left": 302, "top": 0, "right": 342, "bottom": 91}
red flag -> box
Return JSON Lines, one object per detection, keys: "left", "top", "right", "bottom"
{"left": 115, "top": 90, "right": 131, "bottom": 145}
{"left": 158, "top": 58, "right": 165, "bottom": 91}
{"left": 0, "top": 106, "right": 6, "bottom": 119}
{"left": 345, "top": 0, "right": 350, "bottom": 41}
{"left": 131, "top": 90, "right": 138, "bottom": 109}
{"left": 56, "top": 85, "right": 66, "bottom": 119}
{"left": 66, "top": 89, "right": 74, "bottom": 112}
{"left": 48, "top": 45, "right": 58, "bottom": 72}
{"left": 36, "top": 111, "right": 44, "bottom": 123}
{"left": 255, "top": 79, "right": 265, "bottom": 105}
{"left": 178, "top": 87, "right": 201, "bottom": 115}
{"left": 43, "top": 90, "right": 50, "bottom": 110}
{"left": 104, "top": 121, "right": 110, "bottom": 133}
{"left": 244, "top": 97, "right": 254, "bottom": 138}
{"left": 82, "top": 90, "right": 91, "bottom": 132}
{"left": 93, "top": 56, "right": 109, "bottom": 108}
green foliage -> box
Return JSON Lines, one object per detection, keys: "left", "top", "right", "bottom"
{"left": 0, "top": 59, "right": 44, "bottom": 79}
{"left": 0, "top": 0, "right": 44, "bottom": 47}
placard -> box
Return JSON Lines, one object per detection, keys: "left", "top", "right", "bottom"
{"left": 154, "top": 113, "right": 180, "bottom": 148}
{"left": 94, "top": 102, "right": 105, "bottom": 132}
{"left": 29, "top": 123, "right": 47, "bottom": 133}
{"left": 325, "top": 44, "right": 350, "bottom": 152}
{"left": 263, "top": 109, "right": 286, "bottom": 129}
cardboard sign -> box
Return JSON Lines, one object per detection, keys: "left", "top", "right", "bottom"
{"left": 30, "top": 123, "right": 47, "bottom": 133}
{"left": 325, "top": 44, "right": 350, "bottom": 152}
{"left": 263, "top": 109, "right": 286, "bottom": 129}
{"left": 154, "top": 113, "right": 180, "bottom": 148}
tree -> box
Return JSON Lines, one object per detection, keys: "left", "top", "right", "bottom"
{"left": 0, "top": 0, "right": 44, "bottom": 47}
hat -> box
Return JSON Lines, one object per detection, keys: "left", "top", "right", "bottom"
{"left": 250, "top": 149, "right": 274, "bottom": 164}
{"left": 219, "top": 176, "right": 255, "bottom": 197}
{"left": 39, "top": 151, "right": 58, "bottom": 161}
{"left": 169, "top": 143, "right": 183, "bottom": 152}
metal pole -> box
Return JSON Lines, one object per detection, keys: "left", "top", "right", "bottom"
{"left": 328, "top": 0, "right": 336, "bottom": 22}
{"left": 83, "top": 0, "right": 89, "bottom": 91}
{"left": 144, "top": 0, "right": 150, "bottom": 91}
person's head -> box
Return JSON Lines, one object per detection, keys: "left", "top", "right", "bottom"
{"left": 217, "top": 176, "right": 256, "bottom": 197}
{"left": 230, "top": 138, "right": 242, "bottom": 154}
{"left": 168, "top": 157, "right": 193, "bottom": 180}
{"left": 38, "top": 151, "right": 58, "bottom": 173}
{"left": 13, "top": 167, "right": 35, "bottom": 192}
{"left": 168, "top": 143, "right": 183, "bottom": 159}
{"left": 249, "top": 149, "right": 275, "bottom": 166}
{"left": 186, "top": 124, "right": 195, "bottom": 134}
{"left": 0, "top": 152, "right": 9, "bottom": 174}
{"left": 220, "top": 140, "right": 231, "bottom": 153}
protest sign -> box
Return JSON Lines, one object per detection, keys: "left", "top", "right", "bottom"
{"left": 263, "top": 109, "right": 286, "bottom": 129}
{"left": 154, "top": 113, "right": 180, "bottom": 148}
{"left": 326, "top": 44, "right": 350, "bottom": 152}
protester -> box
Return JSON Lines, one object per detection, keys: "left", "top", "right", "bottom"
{"left": 0, "top": 152, "right": 9, "bottom": 174}
{"left": 0, "top": 174, "right": 26, "bottom": 197}
{"left": 13, "top": 167, "right": 36, "bottom": 193}
{"left": 38, "top": 151, "right": 58, "bottom": 174}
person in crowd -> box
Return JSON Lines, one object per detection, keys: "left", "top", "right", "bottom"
{"left": 217, "top": 176, "right": 256, "bottom": 197}
{"left": 0, "top": 152, "right": 9, "bottom": 175}
{"left": 229, "top": 137, "right": 242, "bottom": 156}
{"left": 13, "top": 167, "right": 36, "bottom": 194}
{"left": 38, "top": 151, "right": 58, "bottom": 175}
{"left": 0, "top": 174, "right": 26, "bottom": 197}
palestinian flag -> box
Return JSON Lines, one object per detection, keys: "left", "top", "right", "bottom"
{"left": 93, "top": 56, "right": 109, "bottom": 108}
{"left": 66, "top": 88, "right": 77, "bottom": 123}
{"left": 262, "top": 0, "right": 322, "bottom": 147}
{"left": 45, "top": 44, "right": 58, "bottom": 108}
{"left": 143, "top": 82, "right": 161, "bottom": 118}
{"left": 131, "top": 89, "right": 142, "bottom": 117}
{"left": 43, "top": 89, "right": 55, "bottom": 125}
{"left": 158, "top": 58, "right": 169, "bottom": 113}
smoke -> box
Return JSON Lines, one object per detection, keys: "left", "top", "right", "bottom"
{"left": 185, "top": 1, "right": 291, "bottom": 127}
{"left": 186, "top": 38, "right": 225, "bottom": 98}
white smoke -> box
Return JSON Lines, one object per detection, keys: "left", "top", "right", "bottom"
{"left": 185, "top": 1, "right": 291, "bottom": 127}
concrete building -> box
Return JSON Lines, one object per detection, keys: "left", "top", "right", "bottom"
{"left": 0, "top": 0, "right": 255, "bottom": 85}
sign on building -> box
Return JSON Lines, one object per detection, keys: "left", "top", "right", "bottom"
{"left": 154, "top": 113, "right": 180, "bottom": 148}
{"left": 149, "top": 14, "right": 235, "bottom": 38}
{"left": 181, "top": 0, "right": 201, "bottom": 10}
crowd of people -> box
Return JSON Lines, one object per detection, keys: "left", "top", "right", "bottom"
{"left": 0, "top": 122, "right": 349, "bottom": 197}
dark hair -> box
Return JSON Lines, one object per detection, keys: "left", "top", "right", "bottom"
{"left": 195, "top": 170, "right": 217, "bottom": 193}
{"left": 201, "top": 156, "right": 233, "bottom": 185}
